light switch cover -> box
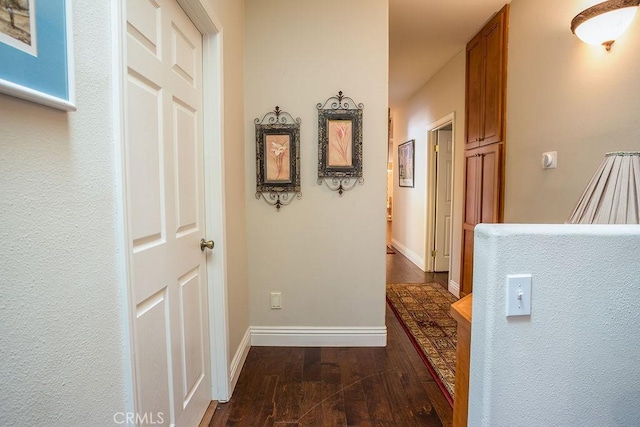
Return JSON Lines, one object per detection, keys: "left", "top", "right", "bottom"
{"left": 506, "top": 274, "right": 532, "bottom": 317}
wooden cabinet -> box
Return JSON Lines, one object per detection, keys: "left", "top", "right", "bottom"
{"left": 460, "top": 143, "right": 503, "bottom": 297}
{"left": 465, "top": 6, "right": 508, "bottom": 150}
{"left": 460, "top": 4, "right": 508, "bottom": 297}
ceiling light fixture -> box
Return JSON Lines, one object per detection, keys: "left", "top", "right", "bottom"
{"left": 571, "top": 0, "right": 640, "bottom": 51}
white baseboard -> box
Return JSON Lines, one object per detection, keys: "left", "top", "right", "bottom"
{"left": 449, "top": 279, "right": 460, "bottom": 298}
{"left": 390, "top": 238, "right": 426, "bottom": 271}
{"left": 250, "top": 326, "right": 387, "bottom": 347}
{"left": 228, "top": 327, "right": 251, "bottom": 398}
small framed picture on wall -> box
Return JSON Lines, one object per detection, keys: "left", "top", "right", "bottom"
{"left": 398, "top": 139, "right": 415, "bottom": 188}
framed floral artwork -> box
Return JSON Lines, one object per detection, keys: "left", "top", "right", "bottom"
{"left": 317, "top": 91, "right": 364, "bottom": 195}
{"left": 398, "top": 139, "right": 415, "bottom": 188}
{"left": 255, "top": 106, "right": 301, "bottom": 210}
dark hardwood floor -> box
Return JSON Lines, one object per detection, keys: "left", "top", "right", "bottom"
{"left": 386, "top": 221, "right": 449, "bottom": 287}
{"left": 207, "top": 222, "right": 453, "bottom": 426}
{"left": 208, "top": 305, "right": 452, "bottom": 426}
{"left": 386, "top": 252, "right": 449, "bottom": 286}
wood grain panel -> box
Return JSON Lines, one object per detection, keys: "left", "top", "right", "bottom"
{"left": 480, "top": 144, "right": 502, "bottom": 224}
{"left": 451, "top": 294, "right": 472, "bottom": 427}
{"left": 464, "top": 152, "right": 480, "bottom": 226}
{"left": 461, "top": 225, "right": 475, "bottom": 297}
{"left": 465, "top": 34, "right": 483, "bottom": 149}
{"left": 481, "top": 11, "right": 506, "bottom": 146}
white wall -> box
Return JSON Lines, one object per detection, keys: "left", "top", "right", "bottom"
{"left": 504, "top": 0, "right": 640, "bottom": 223}
{"left": 469, "top": 224, "right": 640, "bottom": 426}
{"left": 390, "top": 51, "right": 465, "bottom": 290}
{"left": 209, "top": 0, "right": 250, "bottom": 378}
{"left": 0, "top": 2, "right": 130, "bottom": 424}
{"left": 244, "top": 0, "right": 388, "bottom": 343}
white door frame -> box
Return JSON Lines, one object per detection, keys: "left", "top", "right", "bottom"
{"left": 425, "top": 112, "right": 455, "bottom": 274}
{"left": 112, "top": 0, "right": 231, "bottom": 412}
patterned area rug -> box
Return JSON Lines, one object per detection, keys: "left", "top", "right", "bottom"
{"left": 386, "top": 283, "right": 458, "bottom": 403}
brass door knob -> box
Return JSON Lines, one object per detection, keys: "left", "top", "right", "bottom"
{"left": 200, "top": 238, "right": 214, "bottom": 251}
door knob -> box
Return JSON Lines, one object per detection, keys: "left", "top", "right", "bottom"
{"left": 200, "top": 238, "right": 214, "bottom": 251}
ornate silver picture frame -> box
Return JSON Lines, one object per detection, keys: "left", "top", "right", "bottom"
{"left": 255, "top": 106, "right": 302, "bottom": 210}
{"left": 317, "top": 91, "right": 364, "bottom": 195}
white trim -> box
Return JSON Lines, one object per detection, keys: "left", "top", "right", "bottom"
{"left": 227, "top": 328, "right": 251, "bottom": 402}
{"left": 425, "top": 112, "right": 456, "bottom": 274}
{"left": 425, "top": 129, "right": 438, "bottom": 272}
{"left": 250, "top": 327, "right": 387, "bottom": 347}
{"left": 391, "top": 237, "right": 426, "bottom": 272}
{"left": 449, "top": 280, "right": 460, "bottom": 298}
{"left": 177, "top": 0, "right": 221, "bottom": 33}
{"left": 202, "top": 27, "right": 231, "bottom": 402}
{"left": 112, "top": 0, "right": 136, "bottom": 416}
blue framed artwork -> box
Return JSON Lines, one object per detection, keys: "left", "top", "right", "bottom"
{"left": 0, "top": 0, "right": 75, "bottom": 111}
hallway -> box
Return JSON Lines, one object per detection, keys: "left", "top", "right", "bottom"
{"left": 387, "top": 222, "right": 449, "bottom": 287}
{"left": 206, "top": 235, "right": 454, "bottom": 426}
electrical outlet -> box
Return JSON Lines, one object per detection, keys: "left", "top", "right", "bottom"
{"left": 270, "top": 292, "right": 282, "bottom": 309}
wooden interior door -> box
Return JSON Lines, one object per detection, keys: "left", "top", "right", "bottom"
{"left": 125, "top": 0, "right": 212, "bottom": 424}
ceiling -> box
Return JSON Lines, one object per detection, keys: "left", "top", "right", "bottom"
{"left": 389, "top": 0, "right": 509, "bottom": 107}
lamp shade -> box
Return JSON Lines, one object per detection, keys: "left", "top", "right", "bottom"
{"left": 568, "top": 152, "right": 640, "bottom": 224}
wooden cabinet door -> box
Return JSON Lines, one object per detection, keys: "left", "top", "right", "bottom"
{"left": 463, "top": 150, "right": 481, "bottom": 226}
{"left": 465, "top": 34, "right": 483, "bottom": 150}
{"left": 460, "top": 151, "right": 481, "bottom": 296}
{"left": 459, "top": 144, "right": 503, "bottom": 296}
{"left": 479, "top": 143, "right": 502, "bottom": 223}
{"left": 481, "top": 10, "right": 506, "bottom": 146}
{"left": 460, "top": 225, "right": 475, "bottom": 297}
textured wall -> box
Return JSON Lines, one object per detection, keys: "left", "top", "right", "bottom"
{"left": 0, "top": 1, "right": 130, "bottom": 425}
{"left": 504, "top": 0, "right": 640, "bottom": 223}
{"left": 390, "top": 51, "right": 465, "bottom": 291}
{"left": 244, "top": 0, "right": 388, "bottom": 333}
{"left": 469, "top": 224, "right": 640, "bottom": 426}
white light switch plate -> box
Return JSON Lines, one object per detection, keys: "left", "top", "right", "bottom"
{"left": 506, "top": 274, "right": 532, "bottom": 317}
{"left": 270, "top": 292, "right": 282, "bottom": 309}
{"left": 541, "top": 151, "right": 557, "bottom": 169}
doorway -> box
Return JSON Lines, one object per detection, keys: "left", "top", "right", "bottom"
{"left": 116, "top": 0, "right": 229, "bottom": 424}
{"left": 426, "top": 114, "right": 455, "bottom": 276}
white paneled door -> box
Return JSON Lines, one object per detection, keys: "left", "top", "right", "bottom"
{"left": 434, "top": 130, "right": 453, "bottom": 272}
{"left": 125, "top": 0, "right": 211, "bottom": 425}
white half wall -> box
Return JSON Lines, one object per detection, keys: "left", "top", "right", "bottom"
{"left": 0, "top": 1, "right": 130, "bottom": 424}
{"left": 469, "top": 224, "right": 640, "bottom": 426}
{"left": 390, "top": 51, "right": 465, "bottom": 284}
{"left": 244, "top": 0, "right": 388, "bottom": 338}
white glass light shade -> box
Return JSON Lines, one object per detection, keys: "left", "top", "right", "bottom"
{"left": 574, "top": 6, "right": 638, "bottom": 46}
{"left": 568, "top": 152, "right": 640, "bottom": 224}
